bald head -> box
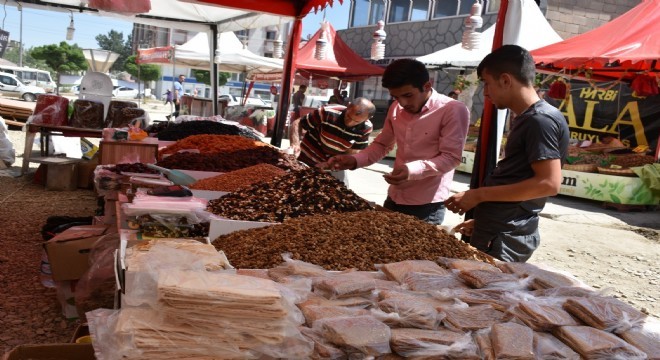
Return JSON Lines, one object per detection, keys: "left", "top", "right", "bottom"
{"left": 344, "top": 97, "right": 376, "bottom": 127}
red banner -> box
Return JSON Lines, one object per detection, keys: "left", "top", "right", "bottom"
{"left": 137, "top": 46, "right": 173, "bottom": 64}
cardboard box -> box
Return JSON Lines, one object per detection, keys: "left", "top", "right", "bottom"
{"left": 44, "top": 224, "right": 113, "bottom": 281}
{"left": 3, "top": 343, "right": 94, "bottom": 360}
{"left": 55, "top": 280, "right": 79, "bottom": 319}
{"left": 77, "top": 156, "right": 99, "bottom": 189}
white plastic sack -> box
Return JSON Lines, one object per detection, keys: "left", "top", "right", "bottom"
{"left": 0, "top": 117, "right": 16, "bottom": 166}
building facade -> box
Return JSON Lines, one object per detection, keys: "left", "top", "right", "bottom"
{"left": 337, "top": 0, "right": 639, "bottom": 125}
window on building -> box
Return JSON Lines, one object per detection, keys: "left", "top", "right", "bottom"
{"left": 433, "top": 0, "right": 459, "bottom": 18}
{"left": 389, "top": 0, "right": 411, "bottom": 23}
{"left": 459, "top": 0, "right": 475, "bottom": 15}
{"left": 264, "top": 52, "right": 273, "bottom": 58}
{"left": 351, "top": 0, "right": 370, "bottom": 27}
{"left": 411, "top": 0, "right": 430, "bottom": 21}
{"left": 486, "top": 0, "right": 501, "bottom": 13}
{"left": 266, "top": 31, "right": 277, "bottom": 40}
{"left": 369, "top": 0, "right": 386, "bottom": 24}
{"left": 235, "top": 29, "right": 249, "bottom": 41}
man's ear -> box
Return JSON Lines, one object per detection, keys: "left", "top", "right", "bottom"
{"left": 423, "top": 81, "right": 432, "bottom": 92}
{"left": 500, "top": 73, "right": 514, "bottom": 88}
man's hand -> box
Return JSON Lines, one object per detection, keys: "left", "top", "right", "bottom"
{"left": 317, "top": 155, "right": 357, "bottom": 171}
{"left": 289, "top": 144, "right": 301, "bottom": 157}
{"left": 383, "top": 166, "right": 409, "bottom": 185}
{"left": 452, "top": 219, "right": 474, "bottom": 236}
{"left": 445, "top": 189, "right": 481, "bottom": 215}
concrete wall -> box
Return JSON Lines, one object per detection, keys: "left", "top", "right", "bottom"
{"left": 545, "top": 0, "right": 639, "bottom": 39}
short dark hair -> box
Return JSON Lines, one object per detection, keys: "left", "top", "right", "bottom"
{"left": 382, "top": 58, "right": 429, "bottom": 92}
{"left": 477, "top": 45, "right": 536, "bottom": 85}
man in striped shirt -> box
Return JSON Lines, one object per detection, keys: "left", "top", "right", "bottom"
{"left": 290, "top": 97, "right": 375, "bottom": 184}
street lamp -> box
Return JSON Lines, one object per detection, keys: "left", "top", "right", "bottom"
{"left": 18, "top": 3, "right": 23, "bottom": 66}
{"left": 66, "top": 11, "right": 75, "bottom": 41}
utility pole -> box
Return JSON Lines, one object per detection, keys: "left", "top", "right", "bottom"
{"left": 18, "top": 3, "right": 23, "bottom": 67}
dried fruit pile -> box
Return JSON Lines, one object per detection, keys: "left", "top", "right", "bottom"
{"left": 190, "top": 164, "right": 286, "bottom": 192}
{"left": 156, "top": 120, "right": 261, "bottom": 141}
{"left": 158, "top": 134, "right": 267, "bottom": 159}
{"left": 156, "top": 147, "right": 305, "bottom": 172}
{"left": 212, "top": 210, "right": 493, "bottom": 270}
{"left": 207, "top": 168, "right": 373, "bottom": 222}
{"left": 611, "top": 154, "right": 656, "bottom": 168}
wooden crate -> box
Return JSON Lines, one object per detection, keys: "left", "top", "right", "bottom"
{"left": 99, "top": 140, "right": 158, "bottom": 165}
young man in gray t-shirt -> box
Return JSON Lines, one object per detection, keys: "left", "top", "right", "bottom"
{"left": 445, "top": 45, "right": 569, "bottom": 262}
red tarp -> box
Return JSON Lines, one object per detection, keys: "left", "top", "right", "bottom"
{"left": 295, "top": 22, "right": 385, "bottom": 80}
{"left": 531, "top": 0, "right": 660, "bottom": 81}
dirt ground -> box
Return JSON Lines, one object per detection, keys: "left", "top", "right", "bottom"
{"left": 1, "top": 121, "right": 659, "bottom": 356}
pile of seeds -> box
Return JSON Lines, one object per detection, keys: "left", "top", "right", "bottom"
{"left": 190, "top": 164, "right": 287, "bottom": 192}
{"left": 156, "top": 120, "right": 261, "bottom": 141}
{"left": 212, "top": 210, "right": 493, "bottom": 270}
{"left": 156, "top": 147, "right": 305, "bottom": 172}
{"left": 207, "top": 168, "right": 372, "bottom": 222}
{"left": 159, "top": 134, "right": 267, "bottom": 158}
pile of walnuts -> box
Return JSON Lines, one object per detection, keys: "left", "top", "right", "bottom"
{"left": 212, "top": 210, "right": 493, "bottom": 270}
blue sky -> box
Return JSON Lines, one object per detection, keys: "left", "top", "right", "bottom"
{"left": 0, "top": 3, "right": 350, "bottom": 50}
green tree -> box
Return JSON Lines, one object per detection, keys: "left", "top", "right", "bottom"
{"left": 192, "top": 69, "right": 230, "bottom": 86}
{"left": 31, "top": 42, "right": 87, "bottom": 94}
{"left": 95, "top": 30, "right": 132, "bottom": 71}
{"left": 2, "top": 46, "right": 51, "bottom": 70}
{"left": 125, "top": 55, "right": 161, "bottom": 96}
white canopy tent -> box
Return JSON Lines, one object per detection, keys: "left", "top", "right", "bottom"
{"left": 175, "top": 32, "right": 283, "bottom": 77}
{"left": 417, "top": 0, "right": 562, "bottom": 68}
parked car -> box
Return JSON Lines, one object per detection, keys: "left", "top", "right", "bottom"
{"left": 0, "top": 71, "right": 46, "bottom": 102}
{"left": 70, "top": 85, "right": 80, "bottom": 95}
{"left": 219, "top": 93, "right": 270, "bottom": 107}
{"left": 112, "top": 86, "right": 139, "bottom": 98}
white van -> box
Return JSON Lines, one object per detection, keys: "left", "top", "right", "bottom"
{"left": 0, "top": 65, "right": 56, "bottom": 93}
{"left": 0, "top": 72, "right": 46, "bottom": 101}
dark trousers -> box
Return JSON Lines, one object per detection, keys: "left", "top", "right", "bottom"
{"left": 383, "top": 196, "right": 446, "bottom": 225}
{"left": 173, "top": 102, "right": 181, "bottom": 118}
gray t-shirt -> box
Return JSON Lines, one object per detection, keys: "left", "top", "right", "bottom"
{"left": 472, "top": 100, "right": 569, "bottom": 262}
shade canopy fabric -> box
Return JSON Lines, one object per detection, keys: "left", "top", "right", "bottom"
{"left": 417, "top": 0, "right": 562, "bottom": 68}
{"left": 174, "top": 32, "right": 284, "bottom": 76}
{"left": 16, "top": 0, "right": 291, "bottom": 33}
{"left": 531, "top": 0, "right": 660, "bottom": 81}
{"left": 295, "top": 22, "right": 385, "bottom": 80}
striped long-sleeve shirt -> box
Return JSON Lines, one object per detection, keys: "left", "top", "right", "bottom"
{"left": 298, "top": 105, "right": 373, "bottom": 166}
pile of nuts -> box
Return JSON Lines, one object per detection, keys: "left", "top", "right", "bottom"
{"left": 611, "top": 154, "right": 656, "bottom": 168}
{"left": 156, "top": 147, "right": 305, "bottom": 172}
{"left": 190, "top": 164, "right": 286, "bottom": 192}
{"left": 105, "top": 163, "right": 160, "bottom": 174}
{"left": 207, "top": 168, "right": 373, "bottom": 222}
{"left": 159, "top": 134, "right": 267, "bottom": 159}
{"left": 212, "top": 210, "right": 493, "bottom": 270}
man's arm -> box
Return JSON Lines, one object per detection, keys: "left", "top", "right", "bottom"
{"left": 289, "top": 117, "right": 304, "bottom": 155}
{"left": 445, "top": 158, "right": 563, "bottom": 214}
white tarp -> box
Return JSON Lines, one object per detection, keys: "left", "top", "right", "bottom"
{"left": 417, "top": 0, "right": 562, "bottom": 68}
{"left": 175, "top": 32, "right": 284, "bottom": 75}
{"left": 20, "top": 0, "right": 290, "bottom": 33}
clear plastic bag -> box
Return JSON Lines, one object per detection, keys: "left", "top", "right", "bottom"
{"left": 371, "top": 297, "right": 441, "bottom": 330}
{"left": 314, "top": 272, "right": 379, "bottom": 299}
{"left": 403, "top": 272, "right": 470, "bottom": 292}
{"left": 389, "top": 328, "right": 478, "bottom": 359}
{"left": 30, "top": 94, "right": 69, "bottom": 126}
{"left": 563, "top": 296, "right": 647, "bottom": 333}
{"left": 508, "top": 299, "right": 581, "bottom": 332}
{"left": 490, "top": 322, "right": 535, "bottom": 359}
{"left": 553, "top": 325, "right": 647, "bottom": 359}
{"left": 533, "top": 332, "right": 580, "bottom": 360}
{"left": 315, "top": 315, "right": 391, "bottom": 357}
{"left": 619, "top": 317, "right": 660, "bottom": 359}
{"left": 457, "top": 269, "right": 524, "bottom": 289}
{"left": 74, "top": 233, "right": 120, "bottom": 320}
{"left": 377, "top": 260, "right": 448, "bottom": 284}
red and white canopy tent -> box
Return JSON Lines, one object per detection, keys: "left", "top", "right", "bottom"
{"left": 531, "top": 0, "right": 660, "bottom": 82}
